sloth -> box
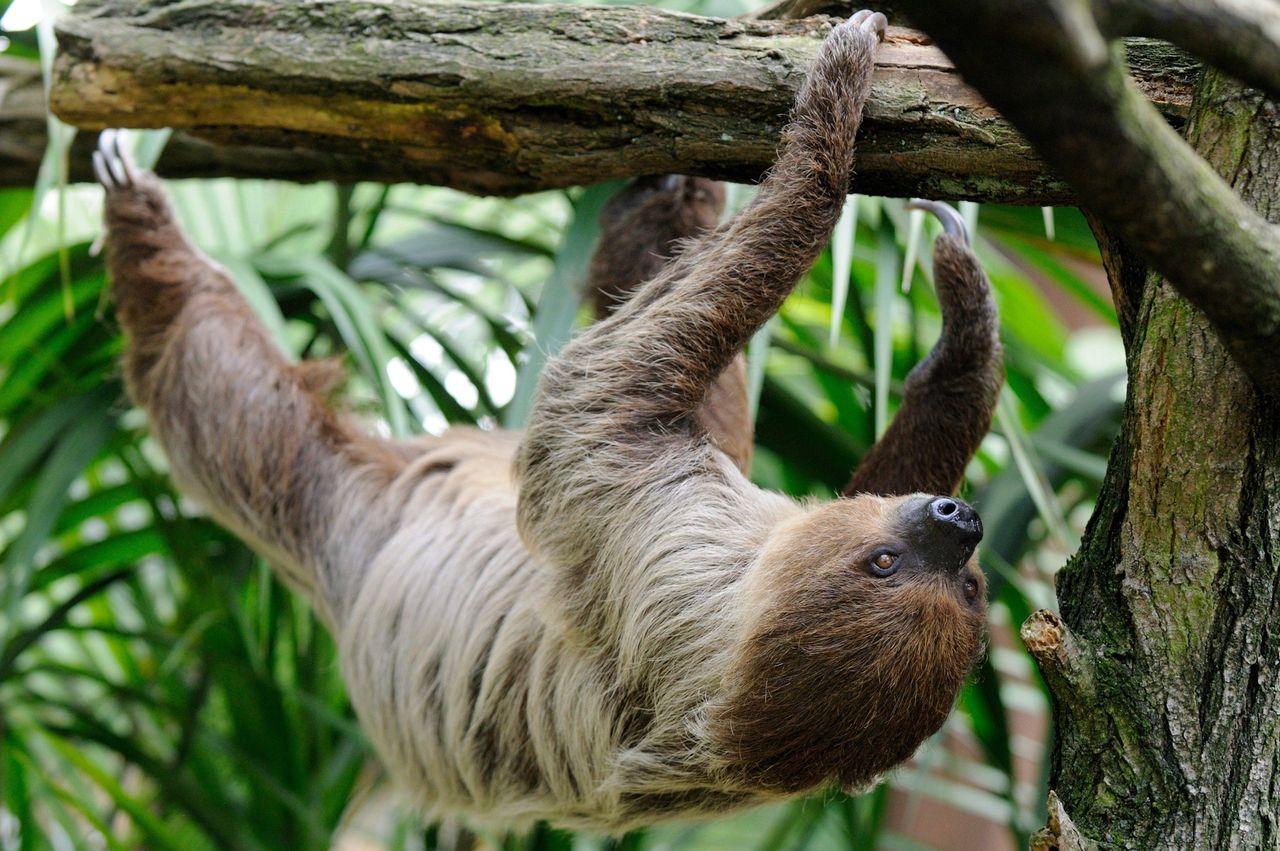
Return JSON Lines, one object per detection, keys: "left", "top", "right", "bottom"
{"left": 585, "top": 175, "right": 756, "bottom": 475}
{"left": 93, "top": 9, "right": 1003, "bottom": 834}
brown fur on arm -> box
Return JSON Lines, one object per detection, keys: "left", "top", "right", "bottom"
{"left": 576, "top": 25, "right": 878, "bottom": 422}
{"left": 99, "top": 155, "right": 401, "bottom": 621}
{"left": 844, "top": 233, "right": 1003, "bottom": 497}
{"left": 585, "top": 176, "right": 753, "bottom": 474}
{"left": 517, "top": 13, "right": 884, "bottom": 608}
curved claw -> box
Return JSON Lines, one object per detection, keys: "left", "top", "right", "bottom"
{"left": 94, "top": 129, "right": 137, "bottom": 190}
{"left": 906, "top": 199, "right": 970, "bottom": 246}
{"left": 91, "top": 150, "right": 114, "bottom": 188}
{"left": 847, "top": 9, "right": 888, "bottom": 41}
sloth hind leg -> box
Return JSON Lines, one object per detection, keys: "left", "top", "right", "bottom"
{"left": 584, "top": 175, "right": 753, "bottom": 474}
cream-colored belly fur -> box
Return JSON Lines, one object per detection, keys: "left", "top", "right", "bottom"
{"left": 338, "top": 428, "right": 796, "bottom": 832}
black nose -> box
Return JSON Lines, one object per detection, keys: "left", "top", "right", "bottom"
{"left": 926, "top": 497, "right": 983, "bottom": 547}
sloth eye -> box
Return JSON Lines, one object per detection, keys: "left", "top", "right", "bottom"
{"left": 964, "top": 577, "right": 979, "bottom": 600}
{"left": 869, "top": 551, "right": 899, "bottom": 577}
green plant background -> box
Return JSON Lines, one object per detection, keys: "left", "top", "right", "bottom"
{"left": 0, "top": 0, "right": 1123, "bottom": 848}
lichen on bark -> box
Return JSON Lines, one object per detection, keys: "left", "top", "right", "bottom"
{"left": 38, "top": 0, "right": 1193, "bottom": 201}
{"left": 1051, "top": 70, "right": 1280, "bottom": 850}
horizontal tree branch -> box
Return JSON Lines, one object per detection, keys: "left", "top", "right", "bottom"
{"left": 0, "top": 57, "right": 389, "bottom": 185}
{"left": 896, "top": 0, "right": 1280, "bottom": 394}
{"left": 36, "top": 0, "right": 1192, "bottom": 202}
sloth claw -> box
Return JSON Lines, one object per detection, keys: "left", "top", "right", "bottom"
{"left": 846, "top": 9, "right": 888, "bottom": 41}
{"left": 906, "top": 199, "right": 970, "bottom": 245}
{"left": 93, "top": 129, "right": 138, "bottom": 191}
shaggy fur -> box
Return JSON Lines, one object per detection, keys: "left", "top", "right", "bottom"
{"left": 97, "top": 11, "right": 995, "bottom": 834}
{"left": 585, "top": 175, "right": 753, "bottom": 474}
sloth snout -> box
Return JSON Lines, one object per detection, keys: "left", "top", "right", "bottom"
{"left": 927, "top": 497, "right": 983, "bottom": 560}
{"left": 910, "top": 496, "right": 983, "bottom": 571}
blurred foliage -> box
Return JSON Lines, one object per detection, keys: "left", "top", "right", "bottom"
{"left": 1, "top": 0, "right": 1124, "bottom": 849}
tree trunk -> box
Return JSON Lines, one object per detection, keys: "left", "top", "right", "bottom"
{"left": 1028, "top": 72, "right": 1280, "bottom": 850}
{"left": 38, "top": 0, "right": 1193, "bottom": 201}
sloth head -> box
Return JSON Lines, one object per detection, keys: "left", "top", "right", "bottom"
{"left": 711, "top": 493, "right": 987, "bottom": 793}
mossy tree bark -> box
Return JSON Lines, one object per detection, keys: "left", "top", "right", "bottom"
{"left": 37, "top": 0, "right": 1195, "bottom": 202}
{"left": 1029, "top": 72, "right": 1280, "bottom": 850}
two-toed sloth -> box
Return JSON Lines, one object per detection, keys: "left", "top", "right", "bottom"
{"left": 94, "top": 9, "right": 1003, "bottom": 833}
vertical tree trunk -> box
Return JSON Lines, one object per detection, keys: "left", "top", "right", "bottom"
{"left": 1031, "top": 73, "right": 1280, "bottom": 848}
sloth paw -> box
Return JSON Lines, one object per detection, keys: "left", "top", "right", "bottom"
{"left": 845, "top": 9, "right": 888, "bottom": 42}
{"left": 91, "top": 130, "right": 174, "bottom": 256}
{"left": 92, "top": 129, "right": 140, "bottom": 192}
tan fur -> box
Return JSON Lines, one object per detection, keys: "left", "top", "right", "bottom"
{"left": 586, "top": 175, "right": 754, "bottom": 475}
{"left": 99, "top": 13, "right": 989, "bottom": 834}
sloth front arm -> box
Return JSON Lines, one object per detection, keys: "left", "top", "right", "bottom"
{"left": 845, "top": 206, "right": 1003, "bottom": 497}
{"left": 516, "top": 15, "right": 886, "bottom": 619}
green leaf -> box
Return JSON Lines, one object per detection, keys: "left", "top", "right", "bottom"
{"left": 0, "top": 399, "right": 116, "bottom": 636}
{"left": 389, "top": 304, "right": 499, "bottom": 416}
{"left": 976, "top": 374, "right": 1124, "bottom": 586}
{"left": 995, "top": 389, "right": 1073, "bottom": 549}
{"left": 755, "top": 376, "right": 865, "bottom": 494}
{"left": 131, "top": 127, "right": 174, "bottom": 171}
{"left": 0, "top": 263, "right": 102, "bottom": 363}
{"left": 22, "top": 528, "right": 177, "bottom": 595}
{"left": 351, "top": 220, "right": 551, "bottom": 279}
{"left": 505, "top": 181, "right": 622, "bottom": 427}
{"left": 899, "top": 204, "right": 925, "bottom": 293}
{"left": 0, "top": 386, "right": 112, "bottom": 506}
{"left": 258, "top": 253, "right": 411, "bottom": 436}
{"left": 745, "top": 319, "right": 774, "bottom": 422}
{"left": 0, "top": 187, "right": 34, "bottom": 241}
{"left": 0, "top": 567, "right": 134, "bottom": 681}
{"left": 384, "top": 332, "right": 478, "bottom": 425}
{"left": 40, "top": 733, "right": 193, "bottom": 851}
{"left": 0, "top": 309, "right": 97, "bottom": 416}
{"left": 872, "top": 227, "right": 900, "bottom": 439}
{"left": 828, "top": 194, "right": 857, "bottom": 348}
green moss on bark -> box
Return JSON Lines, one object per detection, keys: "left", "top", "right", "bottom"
{"left": 1050, "top": 71, "right": 1280, "bottom": 850}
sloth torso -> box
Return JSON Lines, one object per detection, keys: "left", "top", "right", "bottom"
{"left": 336, "top": 427, "right": 794, "bottom": 832}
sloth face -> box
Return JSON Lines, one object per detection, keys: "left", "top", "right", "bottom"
{"left": 853, "top": 492, "right": 987, "bottom": 608}
{"left": 711, "top": 493, "right": 988, "bottom": 793}
{"left": 745, "top": 492, "right": 988, "bottom": 616}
